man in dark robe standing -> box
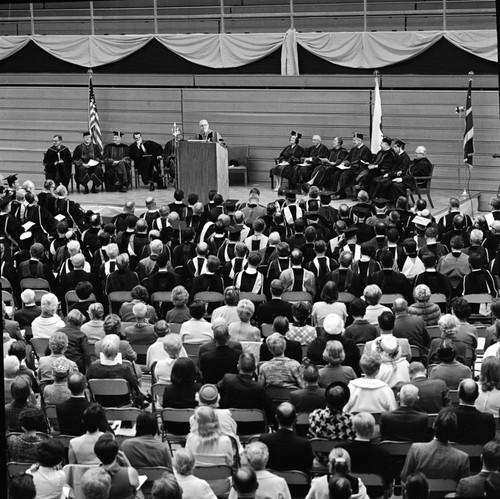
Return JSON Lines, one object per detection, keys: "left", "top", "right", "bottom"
{"left": 43, "top": 134, "right": 72, "bottom": 188}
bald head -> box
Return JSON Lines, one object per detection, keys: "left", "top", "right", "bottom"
{"left": 238, "top": 353, "right": 256, "bottom": 374}
{"left": 459, "top": 379, "right": 479, "bottom": 405}
{"left": 393, "top": 298, "right": 408, "bottom": 314}
{"left": 275, "top": 402, "right": 296, "bottom": 428}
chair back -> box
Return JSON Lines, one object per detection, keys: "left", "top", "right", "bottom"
{"left": 229, "top": 408, "right": 267, "bottom": 437}
{"left": 228, "top": 145, "right": 250, "bottom": 166}
{"left": 161, "top": 407, "right": 194, "bottom": 438}
{"left": 108, "top": 291, "right": 132, "bottom": 315}
{"left": 105, "top": 407, "right": 142, "bottom": 423}
{"left": 296, "top": 412, "right": 310, "bottom": 437}
{"left": 136, "top": 466, "right": 171, "bottom": 498}
{"left": 193, "top": 464, "right": 233, "bottom": 496}
{"left": 87, "top": 378, "right": 132, "bottom": 407}
{"left": 426, "top": 478, "right": 457, "bottom": 497}
{"left": 310, "top": 438, "right": 343, "bottom": 454}
{"left": 270, "top": 469, "right": 311, "bottom": 497}
{"left": 239, "top": 292, "right": 267, "bottom": 304}
{"left": 338, "top": 292, "right": 356, "bottom": 304}
{"left": 151, "top": 383, "right": 170, "bottom": 412}
{"left": 63, "top": 464, "right": 99, "bottom": 499}
{"left": 7, "top": 461, "right": 32, "bottom": 478}
{"left": 0, "top": 276, "right": 12, "bottom": 292}
{"left": 20, "top": 277, "right": 51, "bottom": 291}
{"left": 449, "top": 389, "right": 459, "bottom": 405}
{"left": 410, "top": 345, "right": 422, "bottom": 362}
{"left": 2, "top": 290, "right": 15, "bottom": 310}
{"left": 131, "top": 342, "right": 149, "bottom": 367}
{"left": 282, "top": 291, "right": 313, "bottom": 304}
{"left": 378, "top": 440, "right": 412, "bottom": 457}
{"left": 183, "top": 342, "right": 202, "bottom": 362}
{"left": 65, "top": 290, "right": 96, "bottom": 311}
{"left": 261, "top": 323, "right": 274, "bottom": 338}
{"left": 30, "top": 337, "right": 49, "bottom": 358}
{"left": 33, "top": 290, "right": 50, "bottom": 305}
{"left": 193, "top": 291, "right": 225, "bottom": 304}
{"left": 168, "top": 322, "right": 182, "bottom": 334}
{"left": 427, "top": 325, "right": 441, "bottom": 339}
{"left": 240, "top": 341, "right": 262, "bottom": 363}
{"left": 379, "top": 293, "right": 403, "bottom": 307}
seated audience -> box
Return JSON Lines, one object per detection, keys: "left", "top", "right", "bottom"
{"left": 154, "top": 333, "right": 183, "bottom": 384}
{"left": 68, "top": 403, "right": 106, "bottom": 464}
{"left": 409, "top": 361, "right": 451, "bottom": 413}
{"left": 7, "top": 407, "right": 50, "bottom": 462}
{"left": 123, "top": 301, "right": 157, "bottom": 346}
{"left": 6, "top": 376, "right": 46, "bottom": 433}
{"left": 290, "top": 364, "right": 326, "bottom": 412}
{"left": 162, "top": 358, "right": 202, "bottom": 409}
{"left": 451, "top": 378, "right": 496, "bottom": 445}
{"left": 260, "top": 316, "right": 302, "bottom": 363}
{"left": 229, "top": 441, "right": 291, "bottom": 499}
{"left": 456, "top": 441, "right": 500, "bottom": 498}
{"left": 403, "top": 472, "right": 429, "bottom": 499}
{"left": 230, "top": 467, "right": 259, "bottom": 499}
{"left": 286, "top": 301, "right": 317, "bottom": 346}
{"left": 343, "top": 298, "right": 378, "bottom": 344}
{"left": 362, "top": 284, "right": 391, "bottom": 326}
{"left": 227, "top": 298, "right": 261, "bottom": 342}
{"left": 452, "top": 297, "right": 478, "bottom": 350}
{"left": 119, "top": 284, "right": 157, "bottom": 323}
{"left": 81, "top": 302, "right": 106, "bottom": 346}
{"left": 408, "top": 284, "right": 441, "bottom": 326}
{"left": 81, "top": 468, "right": 112, "bottom": 499}
{"left": 27, "top": 439, "right": 66, "bottom": 499}
{"left": 375, "top": 334, "right": 410, "bottom": 389}
{"left": 318, "top": 340, "right": 357, "bottom": 387}
{"left": 380, "top": 384, "right": 428, "bottom": 442}
{"left": 165, "top": 285, "right": 191, "bottom": 324}
{"left": 31, "top": 293, "right": 65, "bottom": 339}
{"left": 475, "top": 356, "right": 500, "bottom": 415}
{"left": 4, "top": 355, "right": 20, "bottom": 404}
{"left": 121, "top": 411, "right": 173, "bottom": 470}
{"left": 259, "top": 402, "right": 314, "bottom": 474}
{"left": 306, "top": 447, "right": 370, "bottom": 499}
{"left": 401, "top": 408, "right": 470, "bottom": 482}
{"left": 42, "top": 356, "right": 72, "bottom": 406}
{"left": 146, "top": 320, "right": 187, "bottom": 372}
{"left": 211, "top": 286, "right": 240, "bottom": 326}
{"left": 258, "top": 333, "right": 304, "bottom": 389}
{"left": 344, "top": 351, "right": 397, "bottom": 414}
{"left": 428, "top": 313, "right": 468, "bottom": 365}
{"left": 94, "top": 433, "right": 140, "bottom": 499}
{"left": 429, "top": 340, "right": 472, "bottom": 390}
{"left": 311, "top": 281, "right": 347, "bottom": 327}
{"left": 179, "top": 300, "right": 214, "bottom": 344}
{"left": 9, "top": 474, "right": 36, "bottom": 499}
{"left": 173, "top": 448, "right": 217, "bottom": 499}
{"left": 94, "top": 314, "right": 137, "bottom": 364}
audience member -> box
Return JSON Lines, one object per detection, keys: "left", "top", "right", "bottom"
{"left": 290, "top": 364, "right": 326, "bottom": 412}
{"left": 318, "top": 340, "right": 357, "bottom": 387}
{"left": 409, "top": 361, "right": 451, "bottom": 413}
{"left": 173, "top": 448, "right": 217, "bottom": 499}
{"left": 343, "top": 298, "right": 377, "bottom": 344}
{"left": 429, "top": 340, "right": 472, "bottom": 390}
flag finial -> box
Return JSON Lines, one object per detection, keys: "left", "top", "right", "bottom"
{"left": 468, "top": 71, "right": 474, "bottom": 77}
{"left": 87, "top": 69, "right": 93, "bottom": 77}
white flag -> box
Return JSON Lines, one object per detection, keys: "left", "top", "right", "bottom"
{"left": 371, "top": 76, "right": 383, "bottom": 154}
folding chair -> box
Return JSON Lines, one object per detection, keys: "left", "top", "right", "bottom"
{"left": 354, "top": 473, "right": 390, "bottom": 499}
{"left": 65, "top": 290, "right": 96, "bottom": 312}
{"left": 151, "top": 382, "right": 170, "bottom": 413}
{"left": 338, "top": 292, "right": 356, "bottom": 304}
{"left": 410, "top": 345, "right": 422, "bottom": 362}
{"left": 7, "top": 461, "right": 32, "bottom": 478}
{"left": 310, "top": 438, "right": 344, "bottom": 475}
{"left": 240, "top": 341, "right": 262, "bottom": 363}
{"left": 0, "top": 275, "right": 13, "bottom": 293}
{"left": 429, "top": 292, "right": 447, "bottom": 311}
{"left": 87, "top": 378, "right": 133, "bottom": 408}
{"left": 270, "top": 470, "right": 311, "bottom": 498}
{"left": 20, "top": 277, "right": 51, "bottom": 291}
{"left": 44, "top": 404, "right": 59, "bottom": 434}
{"left": 108, "top": 291, "right": 132, "bottom": 315}
{"left": 136, "top": 466, "right": 171, "bottom": 498}
{"left": 229, "top": 408, "right": 267, "bottom": 442}
{"left": 54, "top": 434, "right": 74, "bottom": 464}
{"left": 168, "top": 322, "right": 182, "bottom": 334}
{"left": 151, "top": 291, "right": 173, "bottom": 316}
{"left": 463, "top": 293, "right": 494, "bottom": 324}
{"left": 2, "top": 290, "right": 15, "bottom": 311}
{"left": 132, "top": 342, "right": 150, "bottom": 370}
{"left": 193, "top": 464, "right": 233, "bottom": 497}
{"left": 105, "top": 407, "right": 142, "bottom": 443}
{"left": 261, "top": 323, "right": 274, "bottom": 338}
{"left": 379, "top": 293, "right": 404, "bottom": 308}
{"left": 426, "top": 479, "right": 457, "bottom": 498}
{"left": 30, "top": 337, "right": 49, "bottom": 359}
{"left": 296, "top": 411, "right": 310, "bottom": 437}
{"left": 160, "top": 407, "right": 194, "bottom": 448}
{"left": 193, "top": 291, "right": 225, "bottom": 318}
{"left": 427, "top": 325, "right": 441, "bottom": 339}
{"left": 63, "top": 464, "right": 99, "bottom": 498}
{"left": 182, "top": 342, "right": 202, "bottom": 363}
{"left": 239, "top": 292, "right": 267, "bottom": 305}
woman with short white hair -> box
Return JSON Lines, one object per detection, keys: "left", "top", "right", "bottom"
{"left": 154, "top": 334, "right": 183, "bottom": 384}
{"left": 173, "top": 448, "right": 217, "bottom": 499}
{"left": 32, "top": 293, "right": 65, "bottom": 339}
{"left": 81, "top": 303, "right": 106, "bottom": 345}
{"left": 228, "top": 298, "right": 261, "bottom": 342}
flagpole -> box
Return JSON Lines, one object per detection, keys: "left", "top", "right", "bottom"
{"left": 462, "top": 71, "right": 474, "bottom": 196}
{"left": 87, "top": 69, "right": 93, "bottom": 135}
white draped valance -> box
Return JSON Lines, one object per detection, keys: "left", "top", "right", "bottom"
{"left": 0, "top": 29, "right": 496, "bottom": 75}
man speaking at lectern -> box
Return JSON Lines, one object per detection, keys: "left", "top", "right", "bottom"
{"left": 197, "top": 119, "right": 226, "bottom": 148}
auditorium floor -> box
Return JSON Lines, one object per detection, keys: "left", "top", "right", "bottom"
{"left": 69, "top": 182, "right": 479, "bottom": 220}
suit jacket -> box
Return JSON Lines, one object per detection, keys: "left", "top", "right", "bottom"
{"left": 380, "top": 406, "right": 428, "bottom": 442}
{"left": 14, "top": 305, "right": 41, "bottom": 329}
{"left": 344, "top": 319, "right": 378, "bottom": 344}
{"left": 368, "top": 269, "right": 413, "bottom": 303}
{"left": 259, "top": 428, "right": 313, "bottom": 474}
{"left": 60, "top": 269, "right": 102, "bottom": 302}
{"left": 411, "top": 376, "right": 451, "bottom": 413}
{"left": 218, "top": 373, "right": 273, "bottom": 422}
{"left": 260, "top": 337, "right": 302, "bottom": 363}
{"left": 56, "top": 397, "right": 91, "bottom": 435}
{"left": 308, "top": 334, "right": 361, "bottom": 376}
{"left": 289, "top": 385, "right": 326, "bottom": 413}
{"left": 256, "top": 298, "right": 294, "bottom": 326}
{"left": 452, "top": 405, "right": 496, "bottom": 444}
{"left": 199, "top": 345, "right": 240, "bottom": 384}
{"left": 456, "top": 471, "right": 500, "bottom": 498}
{"left": 393, "top": 313, "right": 430, "bottom": 361}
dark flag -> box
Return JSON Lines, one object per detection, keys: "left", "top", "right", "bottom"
{"left": 88, "top": 74, "right": 103, "bottom": 151}
{"left": 463, "top": 78, "right": 474, "bottom": 166}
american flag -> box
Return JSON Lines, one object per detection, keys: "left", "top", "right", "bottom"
{"left": 88, "top": 75, "right": 103, "bottom": 151}
{"left": 463, "top": 78, "right": 474, "bottom": 166}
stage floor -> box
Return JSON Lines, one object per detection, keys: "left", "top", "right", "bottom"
{"left": 69, "top": 182, "right": 480, "bottom": 220}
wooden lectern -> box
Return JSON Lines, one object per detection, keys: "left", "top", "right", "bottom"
{"left": 177, "top": 141, "right": 229, "bottom": 204}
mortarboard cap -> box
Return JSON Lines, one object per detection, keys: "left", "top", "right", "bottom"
{"left": 290, "top": 130, "right": 302, "bottom": 139}
{"left": 5, "top": 174, "right": 18, "bottom": 186}
{"left": 373, "top": 197, "right": 389, "bottom": 206}
{"left": 223, "top": 199, "right": 239, "bottom": 210}
{"left": 353, "top": 132, "right": 364, "bottom": 140}
{"left": 113, "top": 131, "right": 124, "bottom": 137}
{"left": 412, "top": 215, "right": 431, "bottom": 227}
{"left": 284, "top": 189, "right": 298, "bottom": 199}
{"left": 351, "top": 205, "right": 371, "bottom": 218}
{"left": 83, "top": 131, "right": 91, "bottom": 137}
{"left": 227, "top": 225, "right": 242, "bottom": 234}
{"left": 19, "top": 231, "right": 33, "bottom": 242}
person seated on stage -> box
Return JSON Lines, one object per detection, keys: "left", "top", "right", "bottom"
{"left": 129, "top": 131, "right": 164, "bottom": 192}
{"left": 363, "top": 136, "right": 396, "bottom": 197}
{"left": 43, "top": 134, "right": 72, "bottom": 189}
{"left": 291, "top": 135, "right": 330, "bottom": 187}
{"left": 333, "top": 133, "right": 373, "bottom": 201}
{"left": 103, "top": 131, "right": 131, "bottom": 193}
{"left": 308, "top": 136, "right": 349, "bottom": 190}
{"left": 72, "top": 131, "right": 103, "bottom": 194}
{"left": 270, "top": 131, "right": 304, "bottom": 191}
